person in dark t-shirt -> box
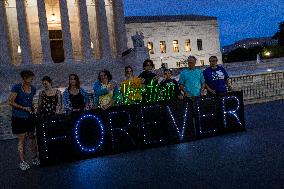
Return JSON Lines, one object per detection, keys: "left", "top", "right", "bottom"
{"left": 160, "top": 69, "right": 180, "bottom": 100}
{"left": 138, "top": 59, "right": 158, "bottom": 86}
{"left": 138, "top": 59, "right": 159, "bottom": 103}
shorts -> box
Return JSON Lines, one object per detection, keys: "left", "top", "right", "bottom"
{"left": 11, "top": 116, "right": 36, "bottom": 134}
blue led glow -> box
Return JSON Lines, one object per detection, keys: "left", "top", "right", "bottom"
{"left": 196, "top": 97, "right": 218, "bottom": 134}
{"left": 222, "top": 96, "right": 242, "bottom": 128}
{"left": 166, "top": 102, "right": 189, "bottom": 140}
{"left": 42, "top": 121, "right": 68, "bottom": 160}
{"left": 38, "top": 92, "right": 245, "bottom": 164}
{"left": 47, "top": 136, "right": 67, "bottom": 141}
{"left": 74, "top": 114, "right": 105, "bottom": 153}
{"left": 140, "top": 105, "right": 163, "bottom": 145}
{"left": 109, "top": 111, "right": 136, "bottom": 148}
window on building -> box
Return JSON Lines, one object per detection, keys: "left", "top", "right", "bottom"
{"left": 197, "top": 39, "right": 203, "bottom": 51}
{"left": 200, "top": 60, "right": 205, "bottom": 67}
{"left": 173, "top": 40, "right": 179, "bottom": 52}
{"left": 147, "top": 42, "right": 154, "bottom": 54}
{"left": 185, "top": 39, "right": 191, "bottom": 52}
{"left": 160, "top": 41, "right": 166, "bottom": 53}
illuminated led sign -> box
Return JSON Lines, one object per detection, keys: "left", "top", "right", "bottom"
{"left": 37, "top": 91, "right": 245, "bottom": 164}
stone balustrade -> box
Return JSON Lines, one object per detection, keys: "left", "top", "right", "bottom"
{"left": 230, "top": 71, "right": 284, "bottom": 104}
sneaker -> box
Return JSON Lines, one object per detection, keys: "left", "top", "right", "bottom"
{"left": 19, "top": 161, "right": 30, "bottom": 171}
{"left": 32, "top": 157, "right": 40, "bottom": 166}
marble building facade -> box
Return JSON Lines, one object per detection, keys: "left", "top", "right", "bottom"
{"left": 0, "top": 1, "right": 222, "bottom": 69}
{"left": 0, "top": 0, "right": 128, "bottom": 66}
{"left": 125, "top": 15, "right": 222, "bottom": 68}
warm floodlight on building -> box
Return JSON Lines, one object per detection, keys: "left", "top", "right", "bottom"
{"left": 51, "top": 13, "right": 56, "bottom": 22}
{"left": 17, "top": 45, "right": 21, "bottom": 54}
{"left": 265, "top": 51, "right": 271, "bottom": 56}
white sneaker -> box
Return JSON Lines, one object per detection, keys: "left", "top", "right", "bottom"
{"left": 19, "top": 161, "right": 30, "bottom": 171}
{"left": 32, "top": 157, "right": 40, "bottom": 166}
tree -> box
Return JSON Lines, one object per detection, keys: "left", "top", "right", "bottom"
{"left": 223, "top": 47, "right": 262, "bottom": 63}
{"left": 273, "top": 21, "right": 284, "bottom": 46}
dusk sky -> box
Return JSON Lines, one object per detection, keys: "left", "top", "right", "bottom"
{"left": 123, "top": 0, "right": 284, "bottom": 47}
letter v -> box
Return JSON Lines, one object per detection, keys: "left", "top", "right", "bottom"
{"left": 166, "top": 102, "right": 189, "bottom": 141}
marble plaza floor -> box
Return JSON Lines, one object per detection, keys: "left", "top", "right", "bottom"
{"left": 0, "top": 100, "right": 283, "bottom": 189}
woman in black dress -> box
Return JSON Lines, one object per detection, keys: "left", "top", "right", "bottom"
{"left": 37, "top": 76, "right": 62, "bottom": 116}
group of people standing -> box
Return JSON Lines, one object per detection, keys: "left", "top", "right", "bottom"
{"left": 8, "top": 55, "right": 230, "bottom": 171}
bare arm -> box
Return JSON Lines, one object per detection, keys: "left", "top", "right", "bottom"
{"left": 226, "top": 79, "right": 232, "bottom": 91}
{"left": 8, "top": 92, "right": 31, "bottom": 113}
{"left": 200, "top": 83, "right": 206, "bottom": 96}
{"left": 205, "top": 84, "right": 216, "bottom": 94}
{"left": 102, "top": 99, "right": 114, "bottom": 110}
{"left": 37, "top": 91, "right": 43, "bottom": 113}
{"left": 179, "top": 84, "right": 190, "bottom": 97}
{"left": 56, "top": 90, "right": 63, "bottom": 113}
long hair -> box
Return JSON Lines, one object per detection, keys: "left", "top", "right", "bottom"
{"left": 98, "top": 70, "right": 112, "bottom": 82}
{"left": 124, "top": 65, "right": 133, "bottom": 77}
{"left": 68, "top": 74, "right": 80, "bottom": 90}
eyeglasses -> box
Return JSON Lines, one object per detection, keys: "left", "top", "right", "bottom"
{"left": 126, "top": 70, "right": 133, "bottom": 73}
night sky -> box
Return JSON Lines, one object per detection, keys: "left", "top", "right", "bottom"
{"left": 124, "top": 0, "right": 284, "bottom": 47}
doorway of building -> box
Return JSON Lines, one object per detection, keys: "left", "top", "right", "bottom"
{"left": 49, "top": 30, "right": 65, "bottom": 63}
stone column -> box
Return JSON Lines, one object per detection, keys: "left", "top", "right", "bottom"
{"left": 112, "top": 0, "right": 128, "bottom": 58}
{"left": 78, "top": 0, "right": 93, "bottom": 63}
{"left": 16, "top": 0, "right": 33, "bottom": 65}
{"left": 0, "top": 1, "right": 11, "bottom": 65}
{"left": 59, "top": 0, "right": 74, "bottom": 63}
{"left": 37, "top": 0, "right": 52, "bottom": 64}
{"left": 95, "top": 0, "right": 111, "bottom": 59}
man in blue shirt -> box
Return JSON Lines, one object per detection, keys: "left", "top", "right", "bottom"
{"left": 178, "top": 56, "right": 205, "bottom": 97}
{"left": 203, "top": 56, "right": 231, "bottom": 95}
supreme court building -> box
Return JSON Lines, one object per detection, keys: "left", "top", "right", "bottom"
{"left": 0, "top": 0, "right": 221, "bottom": 68}
{"left": 0, "top": 0, "right": 128, "bottom": 65}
